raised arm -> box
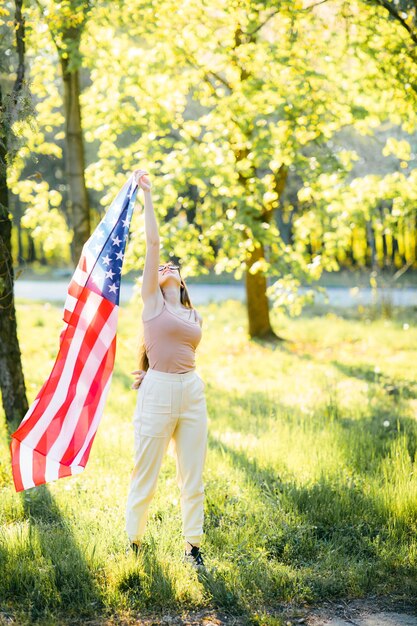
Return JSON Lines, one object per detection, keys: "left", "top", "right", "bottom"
{"left": 133, "top": 169, "right": 163, "bottom": 308}
{"left": 141, "top": 190, "right": 160, "bottom": 302}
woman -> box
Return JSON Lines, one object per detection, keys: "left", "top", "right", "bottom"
{"left": 125, "top": 168, "right": 208, "bottom": 569}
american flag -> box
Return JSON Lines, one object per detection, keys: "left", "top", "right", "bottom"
{"left": 10, "top": 174, "right": 139, "bottom": 491}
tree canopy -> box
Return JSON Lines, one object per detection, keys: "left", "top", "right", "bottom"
{"left": 3, "top": 0, "right": 417, "bottom": 323}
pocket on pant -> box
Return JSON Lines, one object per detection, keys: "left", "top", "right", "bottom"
{"left": 142, "top": 379, "right": 172, "bottom": 412}
{"left": 139, "top": 379, "right": 173, "bottom": 437}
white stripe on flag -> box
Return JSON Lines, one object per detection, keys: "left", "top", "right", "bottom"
{"left": 64, "top": 293, "right": 78, "bottom": 315}
{"left": 73, "top": 267, "right": 88, "bottom": 286}
{"left": 19, "top": 441, "right": 35, "bottom": 490}
{"left": 44, "top": 454, "right": 63, "bottom": 483}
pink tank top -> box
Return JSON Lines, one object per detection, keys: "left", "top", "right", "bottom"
{"left": 143, "top": 300, "right": 202, "bottom": 373}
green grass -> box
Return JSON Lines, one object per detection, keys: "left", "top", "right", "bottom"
{"left": 1, "top": 299, "right": 417, "bottom": 625}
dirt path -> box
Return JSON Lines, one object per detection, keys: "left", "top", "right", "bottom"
{"left": 2, "top": 600, "right": 417, "bottom": 626}
{"left": 306, "top": 599, "right": 417, "bottom": 626}
{"left": 77, "top": 599, "right": 417, "bottom": 626}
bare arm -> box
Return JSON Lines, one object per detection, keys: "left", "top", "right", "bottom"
{"left": 141, "top": 188, "right": 162, "bottom": 305}
{"left": 143, "top": 189, "right": 159, "bottom": 244}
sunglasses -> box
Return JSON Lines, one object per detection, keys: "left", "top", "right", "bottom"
{"left": 158, "top": 264, "right": 180, "bottom": 272}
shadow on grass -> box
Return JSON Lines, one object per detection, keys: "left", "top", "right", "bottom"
{"left": 193, "top": 566, "right": 251, "bottom": 622}
{"left": 23, "top": 485, "right": 104, "bottom": 622}
{"left": 207, "top": 431, "right": 417, "bottom": 602}
{"left": 3, "top": 421, "right": 104, "bottom": 625}
{"left": 206, "top": 358, "right": 417, "bottom": 479}
{"left": 333, "top": 360, "right": 417, "bottom": 400}
{"left": 3, "top": 337, "right": 416, "bottom": 622}
{"left": 118, "top": 542, "right": 251, "bottom": 622}
{"left": 118, "top": 535, "right": 178, "bottom": 612}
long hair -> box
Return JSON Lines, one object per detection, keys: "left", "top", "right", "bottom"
{"left": 137, "top": 266, "right": 194, "bottom": 371}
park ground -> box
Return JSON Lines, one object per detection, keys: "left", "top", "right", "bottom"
{"left": 0, "top": 297, "right": 416, "bottom": 625}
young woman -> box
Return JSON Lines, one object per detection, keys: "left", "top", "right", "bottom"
{"left": 125, "top": 168, "right": 208, "bottom": 569}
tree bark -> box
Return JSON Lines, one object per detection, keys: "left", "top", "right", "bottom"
{"left": 245, "top": 243, "right": 277, "bottom": 338}
{"left": 0, "top": 83, "right": 29, "bottom": 425}
{"left": 60, "top": 57, "right": 90, "bottom": 265}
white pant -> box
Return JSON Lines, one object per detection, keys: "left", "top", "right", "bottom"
{"left": 125, "top": 367, "right": 208, "bottom": 545}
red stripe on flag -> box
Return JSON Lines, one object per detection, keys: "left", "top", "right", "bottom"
{"left": 67, "top": 280, "right": 84, "bottom": 303}
{"left": 79, "top": 431, "right": 96, "bottom": 468}
{"left": 32, "top": 447, "right": 47, "bottom": 488}
{"left": 10, "top": 439, "right": 24, "bottom": 492}
{"left": 58, "top": 462, "right": 74, "bottom": 480}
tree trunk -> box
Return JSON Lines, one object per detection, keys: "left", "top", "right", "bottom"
{"left": 365, "top": 219, "right": 377, "bottom": 270}
{"left": 244, "top": 165, "right": 288, "bottom": 340}
{"left": 60, "top": 57, "right": 90, "bottom": 265}
{"left": 26, "top": 230, "right": 36, "bottom": 262}
{"left": 275, "top": 204, "right": 295, "bottom": 246}
{"left": 14, "top": 199, "right": 24, "bottom": 264}
{"left": 347, "top": 230, "right": 355, "bottom": 267}
{"left": 379, "top": 206, "right": 389, "bottom": 267}
{"left": 415, "top": 214, "right": 417, "bottom": 265}
{"left": 391, "top": 234, "right": 399, "bottom": 267}
{"left": 229, "top": 26, "right": 286, "bottom": 341}
{"left": 0, "top": 81, "right": 29, "bottom": 425}
{"left": 245, "top": 243, "right": 279, "bottom": 339}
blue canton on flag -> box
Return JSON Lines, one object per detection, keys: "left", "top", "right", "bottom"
{"left": 58, "top": 173, "right": 140, "bottom": 331}
{"left": 85, "top": 177, "right": 137, "bottom": 305}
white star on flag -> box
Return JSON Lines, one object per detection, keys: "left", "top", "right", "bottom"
{"left": 115, "top": 251, "right": 124, "bottom": 261}
{"left": 102, "top": 254, "right": 112, "bottom": 266}
{"left": 111, "top": 235, "right": 122, "bottom": 246}
{"left": 108, "top": 283, "right": 118, "bottom": 294}
{"left": 105, "top": 269, "right": 115, "bottom": 279}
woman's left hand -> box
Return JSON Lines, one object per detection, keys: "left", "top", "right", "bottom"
{"left": 131, "top": 369, "right": 146, "bottom": 389}
{"left": 133, "top": 169, "right": 151, "bottom": 191}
